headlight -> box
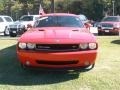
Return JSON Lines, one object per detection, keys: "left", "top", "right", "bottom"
{"left": 79, "top": 43, "right": 88, "bottom": 49}
{"left": 18, "top": 43, "right": 27, "bottom": 49}
{"left": 27, "top": 43, "right": 36, "bottom": 49}
{"left": 89, "top": 43, "right": 97, "bottom": 50}
{"left": 97, "top": 24, "right": 102, "bottom": 27}
{"left": 18, "top": 24, "right": 24, "bottom": 28}
{"left": 114, "top": 24, "right": 119, "bottom": 28}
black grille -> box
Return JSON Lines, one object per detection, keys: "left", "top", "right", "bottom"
{"left": 102, "top": 23, "right": 113, "bottom": 28}
{"left": 36, "top": 60, "right": 79, "bottom": 65}
{"left": 10, "top": 28, "right": 17, "bottom": 31}
{"left": 35, "top": 44, "right": 79, "bottom": 52}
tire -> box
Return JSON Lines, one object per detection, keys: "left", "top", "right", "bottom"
{"left": 20, "top": 64, "right": 33, "bottom": 71}
{"left": 10, "top": 32, "right": 17, "bottom": 37}
{"left": 98, "top": 32, "right": 104, "bottom": 36}
{"left": 117, "top": 30, "right": 120, "bottom": 36}
{"left": 20, "top": 63, "right": 27, "bottom": 69}
{"left": 81, "top": 63, "right": 95, "bottom": 70}
{"left": 4, "top": 27, "right": 9, "bottom": 36}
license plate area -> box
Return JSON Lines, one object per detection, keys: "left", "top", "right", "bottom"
{"left": 104, "top": 30, "right": 110, "bottom": 32}
{"left": 12, "top": 31, "right": 16, "bottom": 33}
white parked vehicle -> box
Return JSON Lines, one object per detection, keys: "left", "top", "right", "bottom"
{"left": 0, "top": 15, "right": 13, "bottom": 35}
{"left": 8, "top": 15, "right": 40, "bottom": 37}
{"left": 78, "top": 14, "right": 89, "bottom": 24}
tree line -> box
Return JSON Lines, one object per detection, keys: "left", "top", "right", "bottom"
{"left": 0, "top": 0, "right": 120, "bottom": 21}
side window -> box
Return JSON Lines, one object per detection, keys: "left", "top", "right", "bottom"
{"left": 35, "top": 17, "right": 40, "bottom": 20}
{"left": 20, "top": 16, "right": 33, "bottom": 21}
{"left": 119, "top": 17, "right": 120, "bottom": 22}
{"left": 0, "top": 17, "right": 4, "bottom": 22}
{"left": 79, "top": 15, "right": 88, "bottom": 21}
{"left": 4, "top": 17, "right": 13, "bottom": 22}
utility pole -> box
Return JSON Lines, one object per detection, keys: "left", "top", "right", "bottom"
{"left": 51, "top": 0, "right": 55, "bottom": 13}
{"left": 112, "top": 0, "right": 115, "bottom": 16}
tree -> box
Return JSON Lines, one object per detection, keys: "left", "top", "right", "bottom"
{"left": 11, "top": 1, "right": 23, "bottom": 20}
{"left": 0, "top": 0, "right": 120, "bottom": 21}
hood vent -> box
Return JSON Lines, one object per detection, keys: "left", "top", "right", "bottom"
{"left": 38, "top": 29, "right": 45, "bottom": 31}
{"left": 72, "top": 30, "right": 79, "bottom": 31}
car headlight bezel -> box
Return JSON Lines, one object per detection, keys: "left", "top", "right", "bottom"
{"left": 18, "top": 43, "right": 27, "bottom": 49}
{"left": 27, "top": 43, "right": 36, "bottom": 49}
{"left": 114, "top": 23, "right": 120, "bottom": 28}
{"left": 18, "top": 43, "right": 36, "bottom": 50}
{"left": 89, "top": 43, "right": 97, "bottom": 50}
{"left": 97, "top": 23, "right": 102, "bottom": 28}
{"left": 79, "top": 43, "right": 88, "bottom": 50}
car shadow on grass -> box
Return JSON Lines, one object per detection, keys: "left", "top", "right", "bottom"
{"left": 0, "top": 45, "right": 89, "bottom": 86}
{"left": 111, "top": 40, "right": 120, "bottom": 45}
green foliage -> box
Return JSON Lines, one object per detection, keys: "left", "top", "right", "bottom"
{"left": 0, "top": 3, "right": 4, "bottom": 12}
{"left": 0, "top": 0, "right": 120, "bottom": 21}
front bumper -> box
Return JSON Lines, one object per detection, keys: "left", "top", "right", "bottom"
{"left": 9, "top": 28, "right": 26, "bottom": 35}
{"left": 17, "top": 50, "right": 97, "bottom": 68}
{"left": 98, "top": 28, "right": 119, "bottom": 35}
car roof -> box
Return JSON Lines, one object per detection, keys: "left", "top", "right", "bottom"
{"left": 78, "top": 14, "right": 88, "bottom": 20}
{"left": 0, "top": 15, "right": 12, "bottom": 17}
{"left": 41, "top": 13, "right": 77, "bottom": 17}
{"left": 105, "top": 16, "right": 120, "bottom": 18}
{"left": 22, "top": 15, "right": 41, "bottom": 17}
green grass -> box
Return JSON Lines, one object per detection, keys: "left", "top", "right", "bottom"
{"left": 0, "top": 36, "right": 120, "bottom": 90}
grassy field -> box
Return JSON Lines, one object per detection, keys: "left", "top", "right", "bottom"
{"left": 0, "top": 36, "right": 120, "bottom": 90}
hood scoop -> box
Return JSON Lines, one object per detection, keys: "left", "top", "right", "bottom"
{"left": 38, "top": 29, "right": 45, "bottom": 31}
{"left": 72, "top": 29, "right": 79, "bottom": 31}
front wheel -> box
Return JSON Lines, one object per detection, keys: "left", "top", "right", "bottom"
{"left": 81, "top": 63, "right": 95, "bottom": 70}
{"left": 10, "top": 32, "right": 17, "bottom": 37}
{"left": 4, "top": 27, "right": 9, "bottom": 36}
{"left": 98, "top": 32, "right": 104, "bottom": 36}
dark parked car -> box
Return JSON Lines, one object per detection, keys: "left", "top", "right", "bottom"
{"left": 98, "top": 16, "right": 120, "bottom": 35}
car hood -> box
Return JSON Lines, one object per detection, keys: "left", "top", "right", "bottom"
{"left": 9, "top": 21, "right": 34, "bottom": 27}
{"left": 0, "top": 22, "right": 14, "bottom": 26}
{"left": 101, "top": 21, "right": 118, "bottom": 25}
{"left": 19, "top": 27, "right": 96, "bottom": 44}
{"left": 20, "top": 21, "right": 34, "bottom": 27}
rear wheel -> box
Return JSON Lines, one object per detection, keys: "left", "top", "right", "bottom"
{"left": 10, "top": 32, "right": 17, "bottom": 37}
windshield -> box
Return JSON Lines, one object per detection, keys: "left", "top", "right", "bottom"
{"left": 20, "top": 16, "right": 33, "bottom": 21}
{"left": 34, "top": 16, "right": 84, "bottom": 28}
{"left": 35, "top": 16, "right": 40, "bottom": 20}
{"left": 78, "top": 14, "right": 88, "bottom": 21}
{"left": 102, "top": 17, "right": 120, "bottom": 22}
{"left": 4, "top": 17, "right": 13, "bottom": 22}
{"left": 0, "top": 17, "right": 4, "bottom": 22}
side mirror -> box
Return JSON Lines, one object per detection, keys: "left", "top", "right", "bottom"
{"left": 84, "top": 23, "right": 91, "bottom": 29}
{"left": 27, "top": 24, "right": 33, "bottom": 30}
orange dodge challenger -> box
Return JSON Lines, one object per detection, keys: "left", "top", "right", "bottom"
{"left": 17, "top": 13, "right": 98, "bottom": 70}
